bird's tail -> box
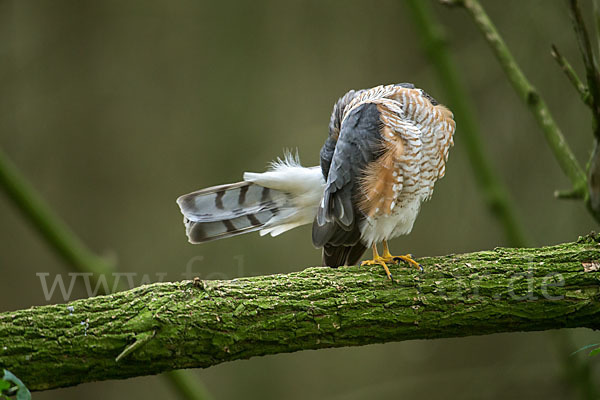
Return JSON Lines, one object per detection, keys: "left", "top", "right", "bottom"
{"left": 176, "top": 153, "right": 325, "bottom": 244}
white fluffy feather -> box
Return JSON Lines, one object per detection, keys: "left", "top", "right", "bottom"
{"left": 243, "top": 152, "right": 325, "bottom": 237}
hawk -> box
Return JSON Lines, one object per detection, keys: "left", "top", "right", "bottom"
{"left": 177, "top": 83, "right": 455, "bottom": 279}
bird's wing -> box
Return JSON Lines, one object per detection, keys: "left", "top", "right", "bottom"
{"left": 319, "top": 89, "right": 360, "bottom": 180}
{"left": 312, "top": 102, "right": 383, "bottom": 264}
{"left": 312, "top": 84, "right": 455, "bottom": 267}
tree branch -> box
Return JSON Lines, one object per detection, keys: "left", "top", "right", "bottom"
{"left": 1, "top": 236, "right": 599, "bottom": 392}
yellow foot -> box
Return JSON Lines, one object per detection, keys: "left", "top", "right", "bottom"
{"left": 380, "top": 240, "right": 423, "bottom": 272}
{"left": 361, "top": 257, "right": 394, "bottom": 281}
{"left": 387, "top": 253, "right": 423, "bottom": 272}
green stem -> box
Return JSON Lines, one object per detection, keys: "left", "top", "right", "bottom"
{"left": 554, "top": 331, "right": 600, "bottom": 400}
{"left": 0, "top": 148, "right": 113, "bottom": 276}
{"left": 0, "top": 148, "right": 210, "bottom": 400}
{"left": 568, "top": 0, "right": 600, "bottom": 141}
{"left": 567, "top": 0, "right": 600, "bottom": 223}
{"left": 443, "top": 0, "right": 588, "bottom": 200}
{"left": 405, "top": 0, "right": 529, "bottom": 246}
{"left": 551, "top": 44, "right": 593, "bottom": 109}
{"left": 164, "top": 371, "right": 214, "bottom": 400}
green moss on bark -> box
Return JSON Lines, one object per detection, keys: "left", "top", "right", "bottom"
{"left": 1, "top": 237, "right": 600, "bottom": 391}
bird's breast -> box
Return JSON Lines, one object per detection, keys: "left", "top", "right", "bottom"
{"left": 359, "top": 196, "right": 423, "bottom": 245}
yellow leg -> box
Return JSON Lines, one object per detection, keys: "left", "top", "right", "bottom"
{"left": 381, "top": 240, "right": 423, "bottom": 272}
{"left": 361, "top": 243, "right": 394, "bottom": 280}
{"left": 381, "top": 240, "right": 394, "bottom": 259}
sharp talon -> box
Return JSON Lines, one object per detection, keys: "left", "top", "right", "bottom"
{"left": 391, "top": 254, "right": 423, "bottom": 272}
{"left": 382, "top": 262, "right": 392, "bottom": 281}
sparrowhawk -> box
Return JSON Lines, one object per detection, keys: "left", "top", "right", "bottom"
{"left": 177, "top": 83, "right": 456, "bottom": 279}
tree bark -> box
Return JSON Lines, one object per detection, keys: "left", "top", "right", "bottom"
{"left": 1, "top": 235, "right": 600, "bottom": 391}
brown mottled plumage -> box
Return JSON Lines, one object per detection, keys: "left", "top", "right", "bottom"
{"left": 357, "top": 87, "right": 455, "bottom": 218}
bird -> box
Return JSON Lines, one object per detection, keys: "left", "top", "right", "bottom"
{"left": 176, "top": 83, "right": 455, "bottom": 280}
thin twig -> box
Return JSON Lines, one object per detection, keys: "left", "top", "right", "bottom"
{"left": 404, "top": 0, "right": 529, "bottom": 247}
{"left": 0, "top": 148, "right": 211, "bottom": 400}
{"left": 440, "top": 0, "right": 588, "bottom": 203}
{"left": 551, "top": 44, "right": 593, "bottom": 107}
{"left": 553, "top": 331, "right": 600, "bottom": 400}
{"left": 555, "top": 188, "right": 586, "bottom": 200}
{"left": 567, "top": 0, "right": 600, "bottom": 223}
{"left": 568, "top": 0, "right": 600, "bottom": 140}
{"left": 595, "top": 0, "right": 600, "bottom": 58}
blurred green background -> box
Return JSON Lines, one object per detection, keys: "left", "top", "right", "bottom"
{"left": 1, "top": 0, "right": 599, "bottom": 398}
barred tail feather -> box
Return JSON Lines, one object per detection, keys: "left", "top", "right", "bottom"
{"left": 177, "top": 153, "right": 325, "bottom": 244}
{"left": 183, "top": 207, "right": 281, "bottom": 243}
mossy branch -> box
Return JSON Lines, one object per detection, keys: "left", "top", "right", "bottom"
{"left": 1, "top": 236, "right": 600, "bottom": 392}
